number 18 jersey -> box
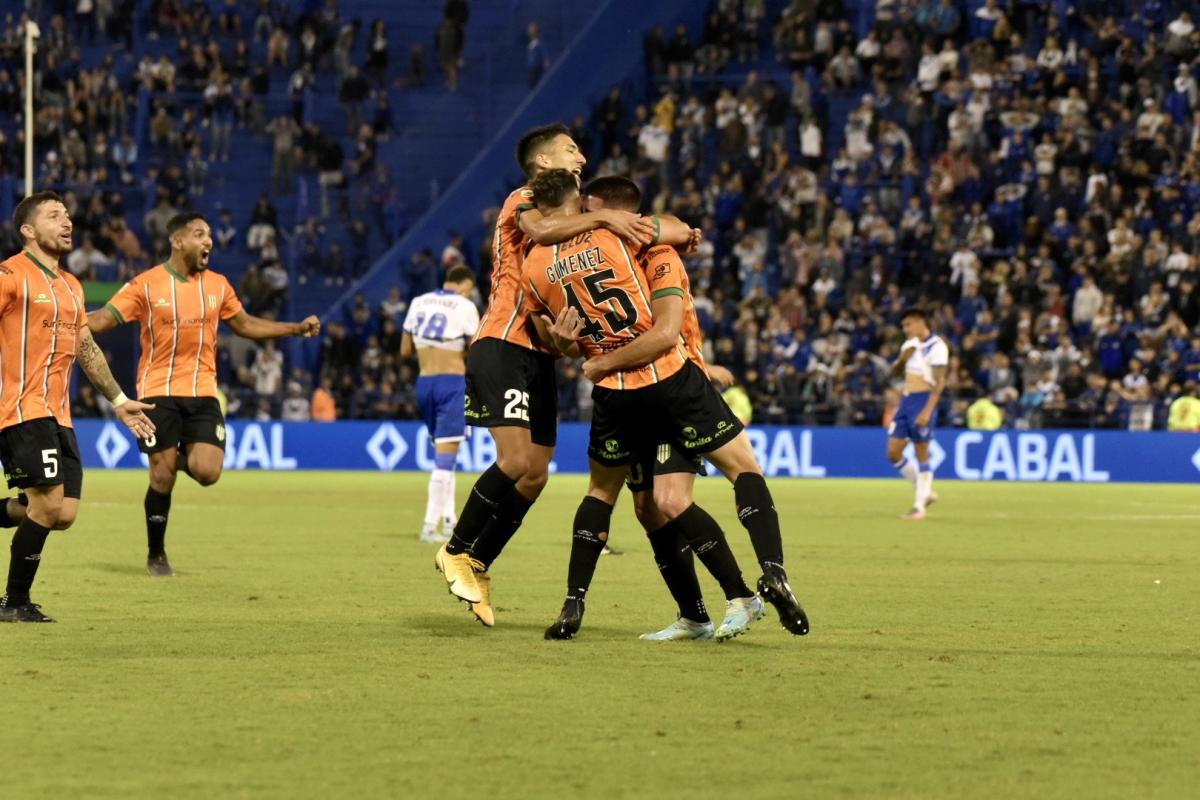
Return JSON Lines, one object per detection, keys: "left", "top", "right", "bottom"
{"left": 523, "top": 228, "right": 689, "bottom": 390}
{"left": 402, "top": 289, "right": 480, "bottom": 351}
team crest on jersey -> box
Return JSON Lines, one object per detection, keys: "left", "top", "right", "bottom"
{"left": 207, "top": 294, "right": 218, "bottom": 310}
{"left": 215, "top": 424, "right": 226, "bottom": 442}
{"left": 33, "top": 292, "right": 51, "bottom": 304}
{"left": 155, "top": 298, "right": 169, "bottom": 307}
{"left": 520, "top": 188, "right": 534, "bottom": 199}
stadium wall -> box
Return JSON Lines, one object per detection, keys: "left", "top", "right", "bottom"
{"left": 73, "top": 421, "right": 1200, "bottom": 484}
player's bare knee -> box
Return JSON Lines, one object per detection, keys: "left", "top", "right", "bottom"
{"left": 520, "top": 466, "right": 549, "bottom": 496}
{"left": 190, "top": 467, "right": 221, "bottom": 487}
{"left": 149, "top": 467, "right": 177, "bottom": 494}
{"left": 652, "top": 485, "right": 691, "bottom": 519}
{"left": 496, "top": 451, "right": 531, "bottom": 481}
{"left": 51, "top": 509, "right": 76, "bottom": 531}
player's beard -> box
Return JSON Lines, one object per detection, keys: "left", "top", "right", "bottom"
{"left": 37, "top": 231, "right": 72, "bottom": 259}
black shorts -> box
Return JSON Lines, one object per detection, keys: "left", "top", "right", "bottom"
{"left": 464, "top": 338, "right": 558, "bottom": 447}
{"left": 589, "top": 361, "right": 744, "bottom": 467}
{"left": 0, "top": 418, "right": 83, "bottom": 498}
{"left": 626, "top": 442, "right": 707, "bottom": 493}
{"left": 138, "top": 396, "right": 227, "bottom": 454}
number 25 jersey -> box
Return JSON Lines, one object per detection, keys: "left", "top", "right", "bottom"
{"left": 522, "top": 229, "right": 689, "bottom": 390}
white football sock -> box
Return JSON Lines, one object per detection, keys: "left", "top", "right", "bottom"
{"left": 915, "top": 468, "right": 933, "bottom": 512}
{"left": 441, "top": 469, "right": 458, "bottom": 529}
{"left": 893, "top": 457, "right": 918, "bottom": 486}
{"left": 425, "top": 469, "right": 450, "bottom": 530}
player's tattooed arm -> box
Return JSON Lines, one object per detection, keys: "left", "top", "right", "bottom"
{"left": 520, "top": 206, "right": 655, "bottom": 247}
{"left": 582, "top": 295, "right": 683, "bottom": 384}
{"left": 77, "top": 327, "right": 124, "bottom": 402}
{"left": 77, "top": 327, "right": 156, "bottom": 439}
{"left": 227, "top": 311, "right": 321, "bottom": 340}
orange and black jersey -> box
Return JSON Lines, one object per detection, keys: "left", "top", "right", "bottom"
{"left": 0, "top": 251, "right": 87, "bottom": 429}
{"left": 105, "top": 263, "right": 243, "bottom": 399}
{"left": 637, "top": 244, "right": 708, "bottom": 375}
{"left": 523, "top": 229, "right": 689, "bottom": 390}
{"left": 477, "top": 185, "right": 540, "bottom": 350}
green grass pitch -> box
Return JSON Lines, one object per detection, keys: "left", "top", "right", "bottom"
{"left": 2, "top": 470, "right": 1198, "bottom": 799}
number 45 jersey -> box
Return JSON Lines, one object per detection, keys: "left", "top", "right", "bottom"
{"left": 402, "top": 289, "right": 480, "bottom": 352}
{"left": 523, "top": 229, "right": 689, "bottom": 390}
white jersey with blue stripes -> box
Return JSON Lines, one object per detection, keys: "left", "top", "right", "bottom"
{"left": 402, "top": 290, "right": 480, "bottom": 351}
{"left": 902, "top": 334, "right": 949, "bottom": 384}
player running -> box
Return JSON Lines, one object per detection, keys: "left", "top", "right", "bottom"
{"left": 434, "top": 122, "right": 696, "bottom": 627}
{"left": 87, "top": 212, "right": 320, "bottom": 576}
{"left": 524, "top": 171, "right": 808, "bottom": 642}
{"left": 0, "top": 191, "right": 156, "bottom": 622}
{"left": 401, "top": 265, "right": 479, "bottom": 543}
{"left": 535, "top": 175, "right": 808, "bottom": 641}
{"left": 887, "top": 308, "right": 948, "bottom": 520}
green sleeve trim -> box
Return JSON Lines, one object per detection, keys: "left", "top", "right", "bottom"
{"left": 104, "top": 302, "right": 126, "bottom": 325}
{"left": 651, "top": 215, "right": 662, "bottom": 245}
{"left": 515, "top": 203, "right": 536, "bottom": 223}
{"left": 651, "top": 287, "right": 684, "bottom": 300}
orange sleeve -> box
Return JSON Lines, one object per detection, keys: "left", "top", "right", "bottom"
{"left": 219, "top": 276, "right": 244, "bottom": 320}
{"left": 641, "top": 245, "right": 686, "bottom": 299}
{"left": 105, "top": 275, "right": 145, "bottom": 324}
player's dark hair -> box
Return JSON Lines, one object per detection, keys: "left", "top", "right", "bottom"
{"left": 13, "top": 191, "right": 65, "bottom": 233}
{"left": 530, "top": 169, "right": 579, "bottom": 210}
{"left": 446, "top": 265, "right": 475, "bottom": 285}
{"left": 900, "top": 307, "right": 928, "bottom": 323}
{"left": 167, "top": 212, "right": 207, "bottom": 237}
{"left": 516, "top": 122, "right": 571, "bottom": 177}
{"left": 582, "top": 176, "right": 642, "bottom": 213}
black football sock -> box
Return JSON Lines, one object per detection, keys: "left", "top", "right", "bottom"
{"left": 734, "top": 472, "right": 785, "bottom": 571}
{"left": 647, "top": 521, "right": 709, "bottom": 623}
{"left": 446, "top": 463, "right": 516, "bottom": 555}
{"left": 470, "top": 487, "right": 535, "bottom": 569}
{"left": 0, "top": 498, "right": 20, "bottom": 528}
{"left": 675, "top": 503, "right": 752, "bottom": 601}
{"left": 145, "top": 488, "right": 172, "bottom": 558}
{"left": 5, "top": 517, "right": 51, "bottom": 605}
{"left": 563, "top": 496, "right": 613, "bottom": 603}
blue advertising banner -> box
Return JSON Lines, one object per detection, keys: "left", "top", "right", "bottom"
{"left": 70, "top": 420, "right": 1200, "bottom": 484}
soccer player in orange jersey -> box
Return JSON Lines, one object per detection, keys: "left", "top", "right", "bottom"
{"left": 530, "top": 173, "right": 809, "bottom": 641}
{"left": 0, "top": 192, "right": 156, "bottom": 622}
{"left": 434, "top": 122, "right": 698, "bottom": 626}
{"left": 517, "top": 171, "right": 764, "bottom": 641}
{"left": 87, "top": 213, "right": 320, "bottom": 577}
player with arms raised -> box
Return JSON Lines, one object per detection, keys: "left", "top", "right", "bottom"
{"left": 401, "top": 265, "right": 479, "bottom": 543}
{"left": 887, "top": 308, "right": 948, "bottom": 520}
{"left": 0, "top": 192, "right": 155, "bottom": 621}
{"left": 87, "top": 212, "right": 320, "bottom": 576}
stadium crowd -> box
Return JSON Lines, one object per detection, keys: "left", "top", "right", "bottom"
{"left": 6, "top": 1, "right": 1200, "bottom": 430}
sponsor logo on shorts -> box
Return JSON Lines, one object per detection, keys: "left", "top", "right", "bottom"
{"left": 215, "top": 424, "right": 226, "bottom": 442}
{"left": 679, "top": 420, "right": 737, "bottom": 450}
{"left": 605, "top": 439, "right": 619, "bottom": 453}
{"left": 657, "top": 443, "right": 671, "bottom": 464}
